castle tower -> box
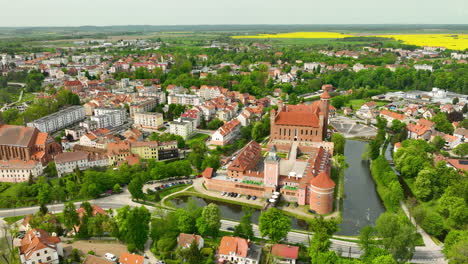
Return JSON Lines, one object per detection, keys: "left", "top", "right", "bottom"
{"left": 309, "top": 170, "right": 335, "bottom": 214}
{"left": 264, "top": 145, "right": 280, "bottom": 187}
{"left": 319, "top": 91, "right": 331, "bottom": 139}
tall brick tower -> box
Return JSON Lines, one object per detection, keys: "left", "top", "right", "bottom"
{"left": 264, "top": 146, "right": 280, "bottom": 187}
{"left": 309, "top": 170, "right": 335, "bottom": 214}
{"left": 319, "top": 90, "right": 331, "bottom": 139}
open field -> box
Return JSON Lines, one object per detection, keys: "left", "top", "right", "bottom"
{"left": 374, "top": 34, "right": 468, "bottom": 50}
{"left": 64, "top": 240, "right": 128, "bottom": 258}
{"left": 233, "top": 32, "right": 352, "bottom": 39}
{"left": 346, "top": 99, "right": 387, "bottom": 109}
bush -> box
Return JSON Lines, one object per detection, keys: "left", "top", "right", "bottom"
{"left": 200, "top": 248, "right": 213, "bottom": 256}
{"left": 87, "top": 250, "right": 95, "bottom": 255}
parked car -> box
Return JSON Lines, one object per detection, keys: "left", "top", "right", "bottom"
{"left": 221, "top": 192, "right": 226, "bottom": 196}
{"left": 246, "top": 195, "right": 251, "bottom": 200}
{"left": 308, "top": 209, "right": 317, "bottom": 214}
{"left": 252, "top": 196, "right": 257, "bottom": 200}
{"left": 104, "top": 253, "right": 118, "bottom": 262}
{"left": 286, "top": 202, "right": 290, "bottom": 207}
{"left": 294, "top": 202, "right": 299, "bottom": 208}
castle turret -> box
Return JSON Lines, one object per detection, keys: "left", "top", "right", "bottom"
{"left": 264, "top": 145, "right": 280, "bottom": 187}
{"left": 309, "top": 170, "right": 335, "bottom": 214}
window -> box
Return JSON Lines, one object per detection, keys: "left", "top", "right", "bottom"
{"left": 47, "top": 256, "right": 51, "bottom": 261}
{"left": 36, "top": 253, "right": 40, "bottom": 256}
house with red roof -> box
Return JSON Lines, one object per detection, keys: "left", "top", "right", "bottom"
{"left": 177, "top": 233, "right": 204, "bottom": 250}
{"left": 379, "top": 110, "right": 407, "bottom": 123}
{"left": 271, "top": 244, "right": 300, "bottom": 264}
{"left": 19, "top": 229, "right": 63, "bottom": 264}
{"left": 64, "top": 80, "right": 83, "bottom": 94}
{"left": 119, "top": 252, "right": 148, "bottom": 264}
{"left": 217, "top": 236, "right": 262, "bottom": 264}
{"left": 211, "top": 119, "right": 241, "bottom": 146}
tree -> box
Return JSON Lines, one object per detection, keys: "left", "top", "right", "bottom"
{"left": 128, "top": 177, "right": 144, "bottom": 201}
{"left": 431, "top": 136, "right": 446, "bottom": 151}
{"left": 178, "top": 241, "right": 203, "bottom": 264}
{"left": 63, "top": 202, "right": 79, "bottom": 233}
{"left": 113, "top": 184, "right": 122, "bottom": 193}
{"left": 116, "top": 206, "right": 151, "bottom": 250}
{"left": 453, "top": 97, "right": 459, "bottom": 105}
{"left": 331, "top": 133, "right": 346, "bottom": 155}
{"left": 233, "top": 208, "right": 254, "bottom": 239}
{"left": 453, "top": 143, "right": 468, "bottom": 158}
{"left": 196, "top": 203, "right": 221, "bottom": 237}
{"left": 432, "top": 112, "right": 454, "bottom": 134}
{"left": 443, "top": 230, "right": 468, "bottom": 264}
{"left": 308, "top": 216, "right": 338, "bottom": 256}
{"left": 259, "top": 208, "right": 291, "bottom": 243}
{"left": 358, "top": 225, "right": 375, "bottom": 256}
{"left": 413, "top": 168, "right": 434, "bottom": 201}
{"left": 207, "top": 119, "right": 224, "bottom": 130}
{"left": 371, "top": 255, "right": 397, "bottom": 264}
{"left": 375, "top": 213, "right": 417, "bottom": 262}
{"left": 177, "top": 209, "right": 196, "bottom": 234}
{"left": 390, "top": 119, "right": 406, "bottom": 133}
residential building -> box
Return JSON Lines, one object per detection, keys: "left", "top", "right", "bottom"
{"left": 379, "top": 110, "right": 407, "bottom": 123}
{"left": 177, "top": 233, "right": 204, "bottom": 250}
{"left": 0, "top": 160, "right": 43, "bottom": 183}
{"left": 407, "top": 119, "right": 434, "bottom": 140}
{"left": 92, "top": 108, "right": 127, "bottom": 128}
{"left": 271, "top": 244, "right": 299, "bottom": 264}
{"left": 218, "top": 236, "right": 262, "bottom": 264}
{"left": 130, "top": 140, "right": 178, "bottom": 160}
{"left": 211, "top": 119, "right": 241, "bottom": 145}
{"left": 54, "top": 151, "right": 109, "bottom": 177}
{"left": 27, "top": 105, "right": 86, "bottom": 133}
{"left": 198, "top": 85, "right": 223, "bottom": 99}
{"left": 414, "top": 64, "right": 433, "bottom": 71}
{"left": 168, "top": 93, "right": 203, "bottom": 106}
{"left": 169, "top": 118, "right": 196, "bottom": 139}
{"left": 129, "top": 99, "right": 158, "bottom": 117}
{"left": 19, "top": 229, "right": 63, "bottom": 264}
{"left": 133, "top": 112, "right": 163, "bottom": 130}
{"left": 64, "top": 80, "right": 83, "bottom": 94}
{"left": 118, "top": 253, "right": 148, "bottom": 264}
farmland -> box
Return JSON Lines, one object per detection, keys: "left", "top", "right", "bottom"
{"left": 375, "top": 34, "right": 468, "bottom": 50}
{"left": 232, "top": 31, "right": 352, "bottom": 39}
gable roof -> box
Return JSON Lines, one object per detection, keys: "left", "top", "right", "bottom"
{"left": 177, "top": 233, "right": 203, "bottom": 248}
{"left": 20, "top": 229, "right": 61, "bottom": 260}
{"left": 218, "top": 236, "right": 249, "bottom": 257}
{"left": 271, "top": 244, "right": 299, "bottom": 260}
{"left": 119, "top": 253, "right": 144, "bottom": 264}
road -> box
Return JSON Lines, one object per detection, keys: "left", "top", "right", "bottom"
{"left": 0, "top": 184, "right": 447, "bottom": 263}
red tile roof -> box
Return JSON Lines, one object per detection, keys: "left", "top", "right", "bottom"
{"left": 119, "top": 253, "right": 144, "bottom": 264}
{"left": 202, "top": 167, "right": 214, "bottom": 179}
{"left": 271, "top": 244, "right": 299, "bottom": 260}
{"left": 310, "top": 171, "right": 335, "bottom": 189}
{"left": 218, "top": 236, "right": 249, "bottom": 257}
{"left": 380, "top": 110, "right": 405, "bottom": 121}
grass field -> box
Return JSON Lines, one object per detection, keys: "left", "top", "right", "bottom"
{"left": 346, "top": 99, "right": 387, "bottom": 109}
{"left": 233, "top": 32, "right": 352, "bottom": 39}
{"left": 186, "top": 133, "right": 210, "bottom": 145}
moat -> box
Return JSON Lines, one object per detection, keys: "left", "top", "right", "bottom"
{"left": 171, "top": 140, "right": 385, "bottom": 236}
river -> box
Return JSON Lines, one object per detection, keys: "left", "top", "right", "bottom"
{"left": 170, "top": 140, "right": 385, "bottom": 236}
{"left": 337, "top": 140, "right": 385, "bottom": 235}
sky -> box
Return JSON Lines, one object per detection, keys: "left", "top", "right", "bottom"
{"left": 0, "top": 0, "right": 467, "bottom": 27}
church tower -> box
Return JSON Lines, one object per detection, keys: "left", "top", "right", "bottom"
{"left": 319, "top": 91, "right": 330, "bottom": 139}
{"left": 264, "top": 146, "right": 280, "bottom": 187}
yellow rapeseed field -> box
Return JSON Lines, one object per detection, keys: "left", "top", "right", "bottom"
{"left": 232, "top": 32, "right": 352, "bottom": 39}
{"left": 375, "top": 34, "right": 468, "bottom": 51}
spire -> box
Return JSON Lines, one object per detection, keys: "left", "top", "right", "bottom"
{"left": 320, "top": 90, "right": 331, "bottom": 100}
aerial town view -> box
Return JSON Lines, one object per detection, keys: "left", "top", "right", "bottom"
{"left": 0, "top": 1, "right": 467, "bottom": 264}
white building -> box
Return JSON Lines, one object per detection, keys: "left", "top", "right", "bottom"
{"left": 168, "top": 94, "right": 204, "bottom": 106}
{"left": 27, "top": 106, "right": 86, "bottom": 133}
{"left": 0, "top": 160, "right": 43, "bottom": 183}
{"left": 54, "top": 151, "right": 109, "bottom": 177}
{"left": 211, "top": 119, "right": 241, "bottom": 146}
{"left": 198, "top": 85, "right": 223, "bottom": 100}
{"left": 92, "top": 108, "right": 127, "bottom": 128}
{"left": 169, "top": 118, "right": 196, "bottom": 139}
{"left": 414, "top": 64, "right": 433, "bottom": 72}
{"left": 133, "top": 112, "right": 163, "bottom": 130}
{"left": 20, "top": 229, "right": 63, "bottom": 264}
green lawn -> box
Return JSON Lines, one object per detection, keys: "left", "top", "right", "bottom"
{"left": 186, "top": 133, "right": 209, "bottom": 145}
{"left": 346, "top": 99, "right": 386, "bottom": 110}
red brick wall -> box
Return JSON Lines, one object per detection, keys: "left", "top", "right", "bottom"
{"left": 270, "top": 125, "right": 323, "bottom": 142}
{"left": 308, "top": 186, "right": 334, "bottom": 214}
{"left": 204, "top": 178, "right": 275, "bottom": 198}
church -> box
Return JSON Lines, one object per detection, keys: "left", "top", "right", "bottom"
{"left": 204, "top": 92, "right": 336, "bottom": 214}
